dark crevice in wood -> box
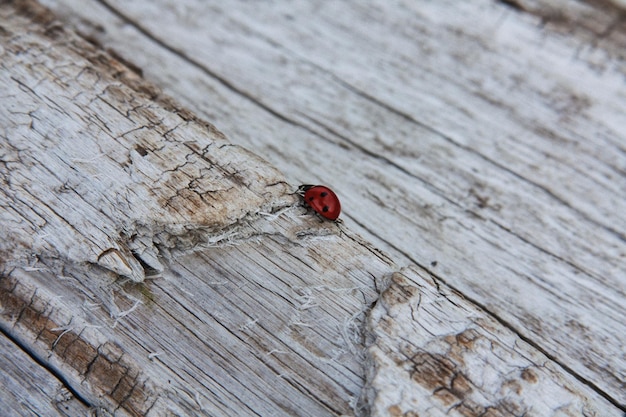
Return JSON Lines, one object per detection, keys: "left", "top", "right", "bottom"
{"left": 496, "top": 0, "right": 527, "bottom": 13}
{"left": 94, "top": 0, "right": 299, "bottom": 129}
{"left": 130, "top": 249, "right": 160, "bottom": 276}
{"left": 0, "top": 321, "right": 93, "bottom": 410}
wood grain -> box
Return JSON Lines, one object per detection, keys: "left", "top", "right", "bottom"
{"left": 1, "top": 0, "right": 625, "bottom": 415}
{"left": 0, "top": 332, "right": 90, "bottom": 416}
{"left": 35, "top": 0, "right": 625, "bottom": 408}
{"left": 1, "top": 3, "right": 396, "bottom": 415}
{"left": 365, "top": 266, "right": 621, "bottom": 416}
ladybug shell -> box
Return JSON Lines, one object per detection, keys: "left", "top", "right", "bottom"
{"left": 303, "top": 185, "right": 341, "bottom": 220}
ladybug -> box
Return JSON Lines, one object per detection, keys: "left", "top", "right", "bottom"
{"left": 298, "top": 185, "right": 341, "bottom": 221}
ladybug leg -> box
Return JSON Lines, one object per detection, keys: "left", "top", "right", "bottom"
{"left": 335, "top": 220, "right": 346, "bottom": 238}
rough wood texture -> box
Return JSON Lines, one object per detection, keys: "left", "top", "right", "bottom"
{"left": 2, "top": 0, "right": 625, "bottom": 415}
{"left": 365, "top": 266, "right": 619, "bottom": 416}
{"left": 0, "top": 3, "right": 394, "bottom": 415}
{"left": 0, "top": 332, "right": 90, "bottom": 416}
{"left": 0, "top": 1, "right": 291, "bottom": 282}
{"left": 36, "top": 0, "right": 625, "bottom": 409}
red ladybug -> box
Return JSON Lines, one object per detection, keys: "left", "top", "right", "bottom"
{"left": 298, "top": 185, "right": 341, "bottom": 221}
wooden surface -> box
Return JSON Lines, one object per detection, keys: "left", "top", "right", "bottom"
{"left": 365, "top": 266, "right": 620, "bottom": 416}
{"left": 1, "top": 0, "right": 625, "bottom": 415}
{"left": 0, "top": 332, "right": 89, "bottom": 416}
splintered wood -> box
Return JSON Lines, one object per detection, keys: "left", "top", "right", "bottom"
{"left": 1, "top": 1, "right": 625, "bottom": 416}
{"left": 35, "top": 0, "right": 625, "bottom": 409}
{"left": 0, "top": 2, "right": 292, "bottom": 282}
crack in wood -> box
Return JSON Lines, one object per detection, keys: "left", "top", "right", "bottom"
{"left": 365, "top": 269, "right": 625, "bottom": 415}
{"left": 0, "top": 270, "right": 160, "bottom": 415}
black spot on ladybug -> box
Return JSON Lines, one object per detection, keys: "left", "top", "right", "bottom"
{"left": 300, "top": 184, "right": 341, "bottom": 221}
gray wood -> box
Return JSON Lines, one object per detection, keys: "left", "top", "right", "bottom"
{"left": 365, "top": 266, "right": 621, "bottom": 416}
{"left": 1, "top": 3, "right": 395, "bottom": 415}
{"left": 0, "top": 332, "right": 90, "bottom": 416}
{"left": 1, "top": 0, "right": 624, "bottom": 415}
{"left": 37, "top": 0, "right": 625, "bottom": 407}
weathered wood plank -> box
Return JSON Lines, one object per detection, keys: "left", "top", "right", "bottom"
{"left": 36, "top": 0, "right": 626, "bottom": 408}
{"left": 2, "top": 0, "right": 625, "bottom": 415}
{"left": 0, "top": 0, "right": 292, "bottom": 282}
{"left": 1, "top": 232, "right": 394, "bottom": 416}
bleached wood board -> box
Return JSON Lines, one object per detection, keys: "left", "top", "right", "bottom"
{"left": 1, "top": 236, "right": 395, "bottom": 416}
{"left": 2, "top": 1, "right": 625, "bottom": 416}
{"left": 38, "top": 0, "right": 626, "bottom": 409}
